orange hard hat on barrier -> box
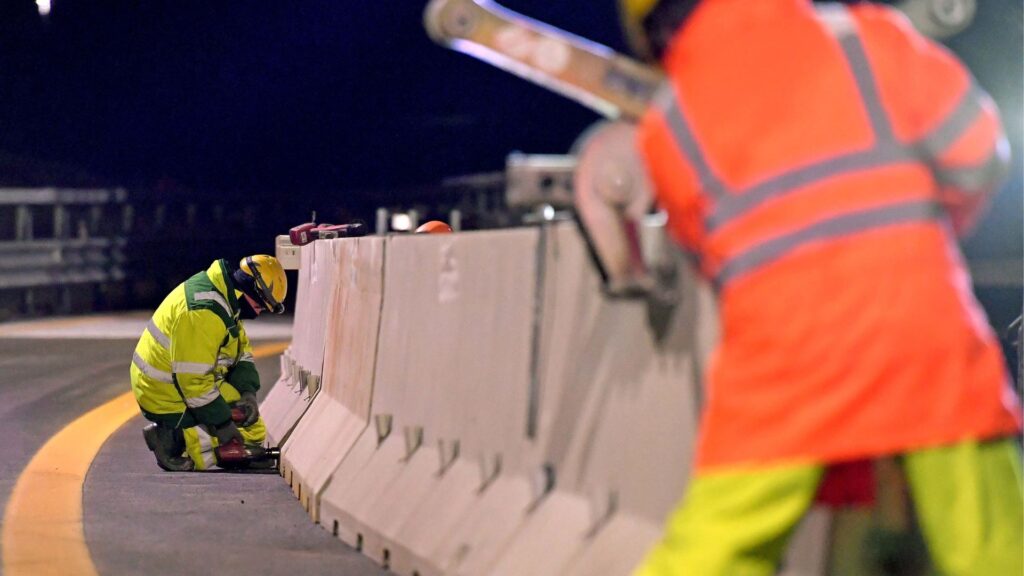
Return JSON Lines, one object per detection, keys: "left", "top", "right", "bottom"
{"left": 415, "top": 220, "right": 453, "bottom": 234}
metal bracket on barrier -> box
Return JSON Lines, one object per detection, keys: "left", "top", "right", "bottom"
{"left": 305, "top": 373, "right": 321, "bottom": 399}
{"left": 297, "top": 368, "right": 310, "bottom": 394}
{"left": 402, "top": 426, "right": 424, "bottom": 461}
{"left": 374, "top": 414, "right": 393, "bottom": 446}
{"left": 584, "top": 489, "right": 619, "bottom": 540}
{"left": 477, "top": 453, "right": 502, "bottom": 494}
{"left": 525, "top": 463, "right": 556, "bottom": 514}
{"left": 285, "top": 357, "right": 299, "bottom": 388}
{"left": 437, "top": 439, "right": 460, "bottom": 476}
{"left": 278, "top": 352, "right": 290, "bottom": 382}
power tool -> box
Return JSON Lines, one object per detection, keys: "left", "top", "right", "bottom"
{"left": 288, "top": 212, "right": 368, "bottom": 246}
{"left": 214, "top": 406, "right": 281, "bottom": 470}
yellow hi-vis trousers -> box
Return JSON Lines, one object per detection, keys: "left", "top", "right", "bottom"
{"left": 181, "top": 382, "right": 266, "bottom": 471}
{"left": 633, "top": 439, "right": 1023, "bottom": 576}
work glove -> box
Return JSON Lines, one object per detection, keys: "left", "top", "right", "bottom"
{"left": 214, "top": 421, "right": 244, "bottom": 446}
{"left": 235, "top": 391, "right": 260, "bottom": 427}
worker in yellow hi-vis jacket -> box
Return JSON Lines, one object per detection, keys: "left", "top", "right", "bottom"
{"left": 130, "top": 255, "right": 287, "bottom": 472}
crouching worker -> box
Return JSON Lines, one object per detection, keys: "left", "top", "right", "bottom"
{"left": 130, "top": 255, "right": 288, "bottom": 471}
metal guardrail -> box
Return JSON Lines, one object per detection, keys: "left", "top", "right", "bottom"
{"left": 0, "top": 238, "right": 125, "bottom": 289}
{"left": 0, "top": 188, "right": 127, "bottom": 317}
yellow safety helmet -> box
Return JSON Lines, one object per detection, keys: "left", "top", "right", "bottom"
{"left": 618, "top": 0, "right": 699, "bottom": 62}
{"left": 619, "top": 0, "right": 662, "bottom": 59}
{"left": 237, "top": 254, "right": 287, "bottom": 315}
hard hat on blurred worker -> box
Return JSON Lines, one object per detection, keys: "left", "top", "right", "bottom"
{"left": 415, "top": 220, "right": 453, "bottom": 234}
{"left": 617, "top": 0, "right": 702, "bottom": 61}
{"left": 233, "top": 254, "right": 287, "bottom": 315}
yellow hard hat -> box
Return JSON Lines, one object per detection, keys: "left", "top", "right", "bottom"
{"left": 238, "top": 254, "right": 287, "bottom": 314}
{"left": 618, "top": 0, "right": 662, "bottom": 59}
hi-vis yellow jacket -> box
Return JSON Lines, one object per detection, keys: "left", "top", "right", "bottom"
{"left": 131, "top": 259, "right": 259, "bottom": 427}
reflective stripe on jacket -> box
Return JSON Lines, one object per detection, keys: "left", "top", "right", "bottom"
{"left": 131, "top": 259, "right": 260, "bottom": 427}
{"left": 638, "top": 0, "right": 1020, "bottom": 470}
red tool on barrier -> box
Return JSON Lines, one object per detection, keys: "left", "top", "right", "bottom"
{"left": 289, "top": 212, "right": 368, "bottom": 246}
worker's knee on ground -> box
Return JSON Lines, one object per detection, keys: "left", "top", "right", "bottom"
{"left": 182, "top": 425, "right": 219, "bottom": 471}
{"left": 180, "top": 418, "right": 266, "bottom": 471}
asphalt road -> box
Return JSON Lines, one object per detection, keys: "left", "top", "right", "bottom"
{"left": 0, "top": 330, "right": 388, "bottom": 576}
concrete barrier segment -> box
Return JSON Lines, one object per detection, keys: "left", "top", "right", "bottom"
{"left": 431, "top": 474, "right": 534, "bottom": 576}
{"left": 293, "top": 222, "right": 830, "bottom": 575}
{"left": 530, "top": 222, "right": 704, "bottom": 519}
{"left": 386, "top": 457, "right": 482, "bottom": 576}
{"left": 319, "top": 229, "right": 540, "bottom": 571}
{"left": 478, "top": 490, "right": 590, "bottom": 576}
{"left": 263, "top": 240, "right": 338, "bottom": 446}
{"left": 560, "top": 513, "right": 664, "bottom": 576}
{"left": 279, "top": 237, "right": 385, "bottom": 521}
{"left": 259, "top": 349, "right": 298, "bottom": 447}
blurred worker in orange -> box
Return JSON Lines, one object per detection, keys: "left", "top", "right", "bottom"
{"left": 618, "top": 1, "right": 1022, "bottom": 574}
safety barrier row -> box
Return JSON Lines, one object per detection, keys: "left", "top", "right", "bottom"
{"left": 261, "top": 240, "right": 339, "bottom": 446}
{"left": 263, "top": 221, "right": 830, "bottom": 576}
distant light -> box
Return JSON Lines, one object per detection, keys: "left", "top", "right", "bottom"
{"left": 391, "top": 213, "right": 412, "bottom": 232}
{"left": 37, "top": 0, "right": 51, "bottom": 16}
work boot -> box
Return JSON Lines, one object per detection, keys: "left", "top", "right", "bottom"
{"left": 142, "top": 423, "right": 194, "bottom": 472}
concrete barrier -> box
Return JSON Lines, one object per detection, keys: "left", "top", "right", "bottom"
{"left": 319, "top": 228, "right": 538, "bottom": 572}
{"left": 287, "top": 222, "right": 831, "bottom": 575}
{"left": 261, "top": 241, "right": 338, "bottom": 446}
{"left": 278, "top": 236, "right": 385, "bottom": 520}
{"left": 451, "top": 222, "right": 702, "bottom": 576}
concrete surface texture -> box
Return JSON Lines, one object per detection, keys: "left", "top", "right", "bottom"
{"left": 0, "top": 321, "right": 389, "bottom": 576}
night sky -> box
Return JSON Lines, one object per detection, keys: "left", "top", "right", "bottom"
{"left": 0, "top": 0, "right": 1020, "bottom": 260}
{"left": 0, "top": 1, "right": 619, "bottom": 194}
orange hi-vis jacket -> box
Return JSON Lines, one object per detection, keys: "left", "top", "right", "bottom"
{"left": 638, "top": 0, "right": 1021, "bottom": 471}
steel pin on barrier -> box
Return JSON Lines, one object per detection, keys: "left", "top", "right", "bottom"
{"left": 402, "top": 426, "right": 424, "bottom": 461}
{"left": 374, "top": 414, "right": 393, "bottom": 445}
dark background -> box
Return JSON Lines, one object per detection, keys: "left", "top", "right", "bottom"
{"left": 0, "top": 0, "right": 1020, "bottom": 345}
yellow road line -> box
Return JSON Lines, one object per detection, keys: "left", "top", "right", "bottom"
{"left": 1, "top": 341, "right": 290, "bottom": 576}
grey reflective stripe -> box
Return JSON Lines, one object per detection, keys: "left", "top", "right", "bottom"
{"left": 933, "top": 146, "right": 1010, "bottom": 192}
{"left": 133, "top": 352, "right": 173, "bottom": 384}
{"left": 706, "top": 6, "right": 910, "bottom": 233}
{"left": 655, "top": 84, "right": 728, "bottom": 199}
{"left": 172, "top": 361, "right": 215, "bottom": 375}
{"left": 716, "top": 200, "right": 941, "bottom": 287}
{"left": 195, "top": 427, "right": 217, "bottom": 470}
{"left": 196, "top": 426, "right": 214, "bottom": 452}
{"left": 818, "top": 4, "right": 892, "bottom": 140}
{"left": 184, "top": 387, "right": 221, "bottom": 409}
{"left": 146, "top": 319, "right": 171, "bottom": 349}
{"left": 838, "top": 28, "right": 893, "bottom": 140}
{"left": 919, "top": 84, "right": 983, "bottom": 155}
{"left": 238, "top": 352, "right": 255, "bottom": 364}
{"left": 194, "top": 291, "right": 232, "bottom": 318}
{"left": 708, "top": 142, "right": 917, "bottom": 231}
{"left": 217, "top": 357, "right": 235, "bottom": 368}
